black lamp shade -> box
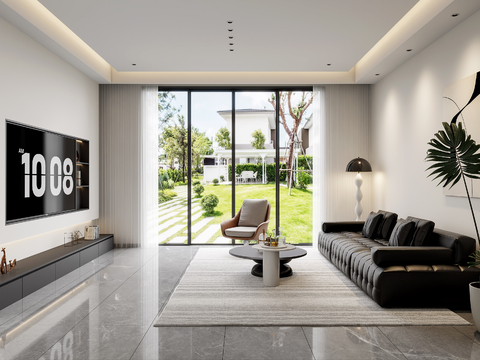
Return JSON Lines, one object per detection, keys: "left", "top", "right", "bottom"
{"left": 346, "top": 157, "right": 372, "bottom": 172}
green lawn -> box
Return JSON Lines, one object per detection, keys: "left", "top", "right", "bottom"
{"left": 159, "top": 183, "right": 312, "bottom": 244}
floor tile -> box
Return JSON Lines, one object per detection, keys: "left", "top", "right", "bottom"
{"left": 223, "top": 327, "right": 315, "bottom": 360}
{"left": 379, "top": 326, "right": 480, "bottom": 359}
{"left": 303, "top": 326, "right": 407, "bottom": 360}
{"left": 131, "top": 326, "right": 225, "bottom": 360}
{"left": 40, "top": 321, "right": 146, "bottom": 360}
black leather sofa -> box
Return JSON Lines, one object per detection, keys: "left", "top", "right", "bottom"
{"left": 318, "top": 218, "right": 480, "bottom": 308}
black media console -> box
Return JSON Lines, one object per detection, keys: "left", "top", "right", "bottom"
{"left": 0, "top": 234, "right": 114, "bottom": 310}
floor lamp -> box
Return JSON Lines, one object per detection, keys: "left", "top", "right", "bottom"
{"left": 346, "top": 157, "right": 372, "bottom": 221}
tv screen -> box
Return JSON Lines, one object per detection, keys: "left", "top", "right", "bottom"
{"left": 6, "top": 121, "right": 76, "bottom": 224}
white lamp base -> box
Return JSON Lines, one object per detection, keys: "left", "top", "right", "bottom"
{"left": 354, "top": 172, "right": 363, "bottom": 221}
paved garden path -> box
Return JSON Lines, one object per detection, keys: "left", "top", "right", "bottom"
{"left": 158, "top": 185, "right": 230, "bottom": 244}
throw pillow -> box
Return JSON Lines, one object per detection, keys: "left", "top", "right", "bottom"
{"left": 238, "top": 199, "right": 269, "bottom": 227}
{"left": 362, "top": 212, "right": 383, "bottom": 239}
{"left": 388, "top": 219, "right": 415, "bottom": 246}
{"left": 406, "top": 216, "right": 435, "bottom": 246}
{"left": 375, "top": 210, "right": 398, "bottom": 239}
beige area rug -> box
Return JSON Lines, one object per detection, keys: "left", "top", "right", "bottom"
{"left": 154, "top": 247, "right": 470, "bottom": 327}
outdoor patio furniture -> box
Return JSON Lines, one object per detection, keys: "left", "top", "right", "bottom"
{"left": 252, "top": 171, "right": 257, "bottom": 183}
{"left": 220, "top": 199, "right": 270, "bottom": 245}
{"left": 241, "top": 171, "right": 254, "bottom": 183}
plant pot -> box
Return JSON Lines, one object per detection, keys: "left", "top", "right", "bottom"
{"left": 470, "top": 282, "right": 480, "bottom": 330}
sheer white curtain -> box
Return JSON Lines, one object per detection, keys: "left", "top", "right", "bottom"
{"left": 99, "top": 85, "right": 158, "bottom": 247}
{"left": 313, "top": 85, "right": 371, "bottom": 248}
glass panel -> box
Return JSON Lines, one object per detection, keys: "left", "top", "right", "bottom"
{"left": 234, "top": 92, "right": 277, "bottom": 242}
{"left": 276, "top": 91, "right": 314, "bottom": 244}
{"left": 191, "top": 92, "right": 232, "bottom": 244}
{"left": 158, "top": 91, "right": 189, "bottom": 244}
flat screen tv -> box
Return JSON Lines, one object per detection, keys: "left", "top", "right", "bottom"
{"left": 6, "top": 120, "right": 77, "bottom": 224}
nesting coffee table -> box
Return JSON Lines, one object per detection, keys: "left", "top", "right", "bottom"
{"left": 229, "top": 245, "right": 307, "bottom": 286}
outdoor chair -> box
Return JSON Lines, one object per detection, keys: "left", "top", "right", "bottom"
{"left": 251, "top": 172, "right": 257, "bottom": 183}
{"left": 220, "top": 199, "right": 270, "bottom": 245}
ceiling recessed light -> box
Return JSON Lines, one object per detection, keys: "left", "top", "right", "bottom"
{"left": 229, "top": 43, "right": 234, "bottom": 46}
{"left": 375, "top": 74, "right": 380, "bottom": 76}
{"left": 229, "top": 36, "right": 233, "bottom": 39}
{"left": 230, "top": 49, "right": 234, "bottom": 51}
{"left": 452, "top": 13, "right": 460, "bottom": 17}
{"left": 327, "top": 63, "right": 331, "bottom": 66}
{"left": 228, "top": 29, "right": 233, "bottom": 32}
{"left": 227, "top": 21, "right": 233, "bottom": 24}
{"left": 406, "top": 49, "right": 413, "bottom": 52}
{"left": 132, "top": 63, "right": 136, "bottom": 66}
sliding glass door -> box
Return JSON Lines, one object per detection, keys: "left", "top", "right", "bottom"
{"left": 157, "top": 89, "right": 313, "bottom": 246}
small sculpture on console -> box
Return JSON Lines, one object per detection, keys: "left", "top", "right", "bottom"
{"left": 1, "top": 248, "right": 17, "bottom": 274}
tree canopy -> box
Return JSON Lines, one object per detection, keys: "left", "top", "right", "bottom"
{"left": 251, "top": 129, "right": 266, "bottom": 149}
{"left": 215, "top": 126, "right": 232, "bottom": 150}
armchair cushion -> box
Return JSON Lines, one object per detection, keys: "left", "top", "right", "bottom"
{"left": 225, "top": 226, "right": 258, "bottom": 238}
{"left": 238, "top": 199, "right": 269, "bottom": 227}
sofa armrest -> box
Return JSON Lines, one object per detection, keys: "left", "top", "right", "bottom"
{"left": 322, "top": 221, "right": 364, "bottom": 233}
{"left": 371, "top": 246, "right": 453, "bottom": 267}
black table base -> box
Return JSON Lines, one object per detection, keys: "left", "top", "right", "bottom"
{"left": 251, "top": 261, "right": 293, "bottom": 278}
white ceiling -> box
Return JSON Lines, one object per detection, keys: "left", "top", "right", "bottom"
{"left": 38, "top": 0, "right": 417, "bottom": 72}
{"left": 1, "top": 0, "right": 480, "bottom": 84}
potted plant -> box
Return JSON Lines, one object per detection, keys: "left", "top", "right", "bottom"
{"left": 426, "top": 121, "right": 480, "bottom": 328}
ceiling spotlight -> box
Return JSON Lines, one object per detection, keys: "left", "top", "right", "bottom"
{"left": 229, "top": 43, "right": 234, "bottom": 46}
{"left": 229, "top": 36, "right": 233, "bottom": 39}
{"left": 230, "top": 49, "right": 234, "bottom": 51}
{"left": 132, "top": 63, "right": 136, "bottom": 66}
{"left": 406, "top": 49, "right": 412, "bottom": 52}
{"left": 451, "top": 13, "right": 460, "bottom": 17}
{"left": 228, "top": 29, "right": 233, "bottom": 32}
{"left": 327, "top": 63, "right": 331, "bottom": 66}
{"left": 375, "top": 74, "right": 380, "bottom": 76}
{"left": 227, "top": 21, "right": 233, "bottom": 24}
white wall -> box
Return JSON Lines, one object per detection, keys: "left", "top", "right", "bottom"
{"left": 0, "top": 16, "right": 99, "bottom": 260}
{"left": 222, "top": 114, "right": 272, "bottom": 145}
{"left": 371, "top": 9, "right": 480, "bottom": 239}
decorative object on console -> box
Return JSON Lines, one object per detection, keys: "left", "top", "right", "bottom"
{"left": 84, "top": 226, "right": 95, "bottom": 240}
{"left": 1, "top": 248, "right": 17, "bottom": 274}
{"left": 346, "top": 157, "right": 372, "bottom": 221}
{"left": 64, "top": 232, "right": 74, "bottom": 247}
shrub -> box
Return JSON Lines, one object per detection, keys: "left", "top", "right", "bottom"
{"left": 193, "top": 184, "right": 204, "bottom": 197}
{"left": 192, "top": 180, "right": 201, "bottom": 186}
{"left": 162, "top": 179, "right": 175, "bottom": 190}
{"left": 201, "top": 194, "right": 219, "bottom": 214}
{"left": 213, "top": 178, "right": 219, "bottom": 186}
{"left": 158, "top": 189, "right": 177, "bottom": 203}
{"left": 296, "top": 170, "right": 312, "bottom": 189}
{"left": 220, "top": 175, "right": 225, "bottom": 182}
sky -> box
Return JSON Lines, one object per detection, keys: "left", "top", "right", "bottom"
{"left": 160, "top": 91, "right": 313, "bottom": 148}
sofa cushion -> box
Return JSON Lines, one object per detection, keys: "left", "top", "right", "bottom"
{"left": 225, "top": 226, "right": 257, "bottom": 238}
{"left": 406, "top": 216, "right": 435, "bottom": 246}
{"left": 388, "top": 219, "right": 415, "bottom": 246}
{"left": 376, "top": 211, "right": 398, "bottom": 239}
{"left": 238, "top": 199, "right": 268, "bottom": 227}
{"left": 362, "top": 212, "right": 383, "bottom": 239}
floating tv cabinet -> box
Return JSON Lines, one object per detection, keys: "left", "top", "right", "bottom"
{"left": 0, "top": 234, "right": 114, "bottom": 311}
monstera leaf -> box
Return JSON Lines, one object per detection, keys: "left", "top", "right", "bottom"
{"left": 426, "top": 122, "right": 480, "bottom": 189}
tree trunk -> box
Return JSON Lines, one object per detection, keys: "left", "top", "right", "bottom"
{"left": 286, "top": 136, "right": 295, "bottom": 188}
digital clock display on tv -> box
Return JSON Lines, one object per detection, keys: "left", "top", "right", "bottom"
{"left": 6, "top": 121, "right": 76, "bottom": 223}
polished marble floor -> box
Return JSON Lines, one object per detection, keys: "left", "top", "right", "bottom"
{"left": 0, "top": 246, "right": 479, "bottom": 360}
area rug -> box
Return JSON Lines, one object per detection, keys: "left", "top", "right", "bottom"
{"left": 154, "top": 247, "right": 470, "bottom": 327}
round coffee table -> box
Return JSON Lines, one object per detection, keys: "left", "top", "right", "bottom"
{"left": 229, "top": 245, "right": 307, "bottom": 279}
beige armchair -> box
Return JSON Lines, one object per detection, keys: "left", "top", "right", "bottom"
{"left": 220, "top": 199, "right": 270, "bottom": 245}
